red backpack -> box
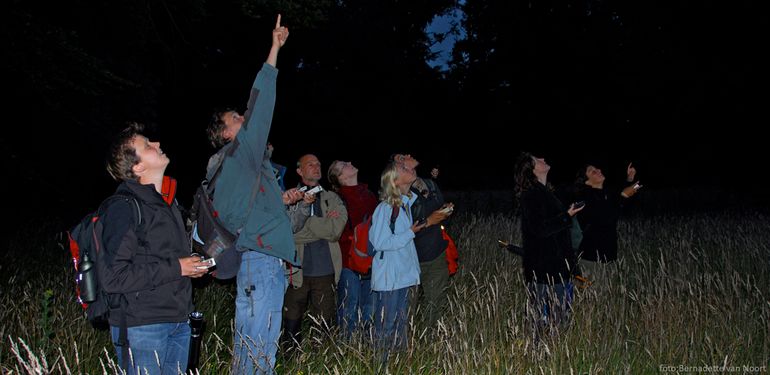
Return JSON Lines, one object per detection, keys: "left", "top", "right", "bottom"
{"left": 347, "top": 206, "right": 400, "bottom": 274}
{"left": 442, "top": 227, "right": 459, "bottom": 276}
{"left": 348, "top": 215, "right": 374, "bottom": 274}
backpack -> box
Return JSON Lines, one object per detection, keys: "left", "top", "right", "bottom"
{"left": 66, "top": 192, "right": 143, "bottom": 327}
{"left": 347, "top": 205, "right": 399, "bottom": 274}
{"left": 67, "top": 191, "right": 147, "bottom": 369}
{"left": 441, "top": 227, "right": 459, "bottom": 276}
{"left": 189, "top": 155, "right": 241, "bottom": 280}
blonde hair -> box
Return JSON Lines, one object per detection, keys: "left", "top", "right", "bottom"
{"left": 379, "top": 161, "right": 411, "bottom": 207}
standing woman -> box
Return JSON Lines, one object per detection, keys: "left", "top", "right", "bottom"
{"left": 369, "top": 161, "right": 426, "bottom": 360}
{"left": 327, "top": 160, "right": 379, "bottom": 336}
{"left": 571, "top": 162, "right": 640, "bottom": 280}
{"left": 513, "top": 152, "right": 584, "bottom": 338}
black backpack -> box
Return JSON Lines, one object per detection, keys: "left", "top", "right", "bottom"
{"left": 66, "top": 192, "right": 144, "bottom": 369}
{"left": 189, "top": 154, "right": 240, "bottom": 279}
{"left": 66, "top": 192, "right": 144, "bottom": 327}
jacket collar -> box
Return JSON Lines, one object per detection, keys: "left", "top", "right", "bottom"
{"left": 118, "top": 179, "right": 167, "bottom": 206}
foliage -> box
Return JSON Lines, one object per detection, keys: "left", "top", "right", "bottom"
{"left": 2, "top": 199, "right": 768, "bottom": 373}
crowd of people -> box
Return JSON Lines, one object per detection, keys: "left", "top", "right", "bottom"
{"left": 92, "top": 15, "right": 642, "bottom": 375}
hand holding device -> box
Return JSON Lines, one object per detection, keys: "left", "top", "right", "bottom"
{"left": 498, "top": 239, "right": 524, "bottom": 256}
{"left": 621, "top": 182, "right": 642, "bottom": 198}
{"left": 196, "top": 258, "right": 216, "bottom": 270}
{"left": 438, "top": 203, "right": 454, "bottom": 214}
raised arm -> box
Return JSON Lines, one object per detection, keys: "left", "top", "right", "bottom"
{"left": 266, "top": 14, "right": 289, "bottom": 67}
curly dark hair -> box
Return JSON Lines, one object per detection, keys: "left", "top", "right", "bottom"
{"left": 513, "top": 151, "right": 536, "bottom": 201}
{"left": 206, "top": 107, "right": 237, "bottom": 148}
{"left": 513, "top": 151, "right": 553, "bottom": 201}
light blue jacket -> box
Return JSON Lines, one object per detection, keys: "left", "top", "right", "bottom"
{"left": 211, "top": 63, "right": 298, "bottom": 265}
{"left": 369, "top": 194, "right": 420, "bottom": 291}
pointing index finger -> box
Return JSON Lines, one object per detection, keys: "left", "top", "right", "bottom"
{"left": 276, "top": 14, "right": 281, "bottom": 29}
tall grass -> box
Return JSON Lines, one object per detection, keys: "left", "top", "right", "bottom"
{"left": 2, "top": 205, "right": 768, "bottom": 373}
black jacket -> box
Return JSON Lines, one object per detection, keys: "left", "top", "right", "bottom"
{"left": 520, "top": 183, "right": 580, "bottom": 284}
{"left": 573, "top": 185, "right": 627, "bottom": 262}
{"left": 410, "top": 178, "right": 448, "bottom": 263}
{"left": 99, "top": 180, "right": 193, "bottom": 327}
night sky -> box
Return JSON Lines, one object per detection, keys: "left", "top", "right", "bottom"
{"left": 3, "top": 0, "right": 767, "bottom": 230}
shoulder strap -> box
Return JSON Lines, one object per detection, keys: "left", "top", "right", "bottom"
{"left": 376, "top": 206, "right": 400, "bottom": 260}
{"left": 99, "top": 194, "right": 141, "bottom": 225}
{"left": 390, "top": 205, "right": 399, "bottom": 234}
{"left": 104, "top": 192, "right": 143, "bottom": 226}
{"left": 205, "top": 155, "right": 227, "bottom": 196}
{"left": 101, "top": 192, "right": 145, "bottom": 246}
{"left": 423, "top": 178, "right": 437, "bottom": 195}
{"left": 161, "top": 176, "right": 177, "bottom": 205}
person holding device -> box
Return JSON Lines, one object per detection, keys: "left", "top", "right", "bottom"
{"left": 513, "top": 152, "right": 584, "bottom": 341}
{"left": 390, "top": 153, "right": 454, "bottom": 329}
{"left": 202, "top": 15, "right": 297, "bottom": 373}
{"left": 570, "top": 162, "right": 642, "bottom": 281}
{"left": 282, "top": 154, "right": 348, "bottom": 353}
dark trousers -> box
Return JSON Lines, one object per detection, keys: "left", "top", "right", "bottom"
{"left": 282, "top": 274, "right": 336, "bottom": 351}
{"left": 410, "top": 250, "right": 449, "bottom": 328}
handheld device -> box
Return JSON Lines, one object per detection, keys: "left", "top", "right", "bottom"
{"left": 633, "top": 182, "right": 642, "bottom": 190}
{"left": 438, "top": 205, "right": 454, "bottom": 214}
{"left": 305, "top": 185, "right": 324, "bottom": 195}
{"left": 196, "top": 258, "right": 216, "bottom": 270}
{"left": 572, "top": 201, "right": 585, "bottom": 209}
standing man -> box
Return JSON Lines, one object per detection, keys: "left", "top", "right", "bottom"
{"left": 283, "top": 154, "right": 347, "bottom": 350}
{"left": 101, "top": 123, "right": 208, "bottom": 375}
{"left": 204, "top": 16, "right": 298, "bottom": 374}
{"left": 391, "top": 154, "right": 453, "bottom": 328}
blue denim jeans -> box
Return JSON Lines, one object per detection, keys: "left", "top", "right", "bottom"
{"left": 337, "top": 268, "right": 374, "bottom": 337}
{"left": 526, "top": 281, "right": 574, "bottom": 339}
{"left": 373, "top": 286, "right": 412, "bottom": 360}
{"left": 111, "top": 321, "right": 190, "bottom": 375}
{"left": 233, "top": 251, "right": 287, "bottom": 374}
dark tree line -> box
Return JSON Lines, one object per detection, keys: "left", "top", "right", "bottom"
{"left": 2, "top": 0, "right": 766, "bottom": 226}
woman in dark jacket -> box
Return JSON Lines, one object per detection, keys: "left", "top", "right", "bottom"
{"left": 514, "top": 152, "right": 583, "bottom": 337}
{"left": 571, "top": 163, "right": 640, "bottom": 277}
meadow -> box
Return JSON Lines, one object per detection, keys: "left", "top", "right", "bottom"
{"left": 2, "top": 191, "right": 768, "bottom": 374}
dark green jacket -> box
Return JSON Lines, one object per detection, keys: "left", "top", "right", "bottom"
{"left": 211, "top": 63, "right": 298, "bottom": 265}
